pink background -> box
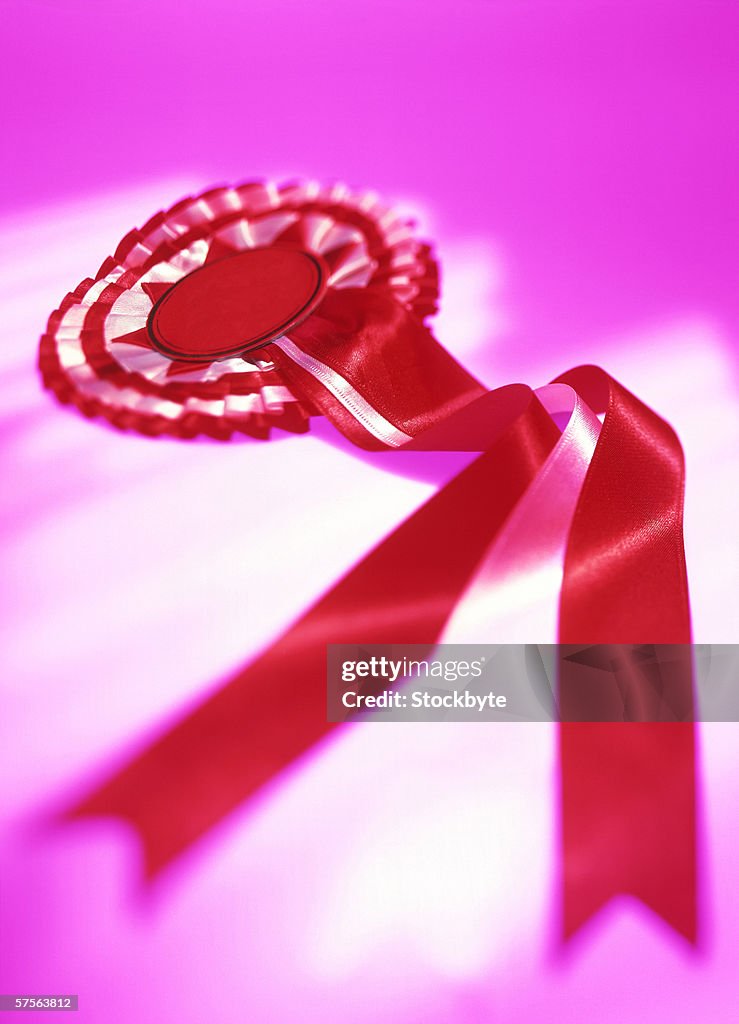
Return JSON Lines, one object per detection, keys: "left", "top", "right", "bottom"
{"left": 1, "top": 1, "right": 738, "bottom": 1021}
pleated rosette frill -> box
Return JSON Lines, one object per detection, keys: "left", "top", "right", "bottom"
{"left": 39, "top": 181, "right": 439, "bottom": 440}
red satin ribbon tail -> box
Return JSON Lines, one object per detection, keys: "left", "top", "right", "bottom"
{"left": 68, "top": 386, "right": 558, "bottom": 875}
{"left": 561, "top": 723, "right": 697, "bottom": 942}
{"left": 556, "top": 366, "right": 697, "bottom": 944}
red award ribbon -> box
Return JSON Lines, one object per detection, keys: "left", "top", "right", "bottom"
{"left": 39, "top": 181, "right": 697, "bottom": 944}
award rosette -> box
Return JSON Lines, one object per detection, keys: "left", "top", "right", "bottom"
{"left": 39, "top": 181, "right": 452, "bottom": 444}
{"left": 39, "top": 180, "right": 698, "bottom": 946}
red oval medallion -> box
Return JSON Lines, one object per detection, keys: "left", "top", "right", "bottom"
{"left": 147, "top": 247, "right": 327, "bottom": 360}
